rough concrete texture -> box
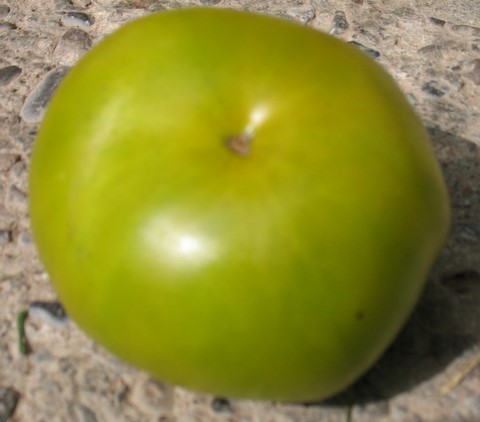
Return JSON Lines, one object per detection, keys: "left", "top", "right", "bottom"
{"left": 1, "top": 0, "right": 480, "bottom": 421}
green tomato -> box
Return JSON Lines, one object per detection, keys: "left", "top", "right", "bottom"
{"left": 29, "top": 8, "right": 450, "bottom": 401}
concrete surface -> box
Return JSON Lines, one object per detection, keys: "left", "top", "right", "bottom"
{"left": 1, "top": 0, "right": 480, "bottom": 421}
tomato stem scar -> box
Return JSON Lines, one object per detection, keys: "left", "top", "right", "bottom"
{"left": 225, "top": 133, "right": 253, "bottom": 156}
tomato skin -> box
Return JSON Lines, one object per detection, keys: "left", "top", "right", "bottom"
{"left": 29, "top": 8, "right": 450, "bottom": 401}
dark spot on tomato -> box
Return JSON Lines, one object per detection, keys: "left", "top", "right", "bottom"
{"left": 356, "top": 311, "right": 365, "bottom": 320}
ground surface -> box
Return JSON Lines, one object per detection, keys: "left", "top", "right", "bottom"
{"left": 1, "top": 0, "right": 480, "bottom": 421}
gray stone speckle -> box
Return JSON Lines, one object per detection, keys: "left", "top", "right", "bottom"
{"left": 0, "top": 387, "right": 20, "bottom": 422}
{"left": 29, "top": 301, "right": 68, "bottom": 325}
{"left": 130, "top": 375, "right": 174, "bottom": 415}
{"left": 0, "top": 5, "right": 9, "bottom": 18}
{"left": 348, "top": 40, "right": 380, "bottom": 58}
{"left": 429, "top": 17, "right": 446, "bottom": 26}
{"left": 82, "top": 367, "right": 115, "bottom": 395}
{"left": 0, "top": 66, "right": 21, "bottom": 86}
{"left": 211, "top": 397, "right": 233, "bottom": 413}
{"left": 0, "top": 21, "right": 16, "bottom": 33}
{"left": 422, "top": 81, "right": 446, "bottom": 97}
{"left": 330, "top": 10, "right": 348, "bottom": 35}
{"left": 458, "top": 224, "right": 479, "bottom": 243}
{"left": 62, "top": 11, "right": 93, "bottom": 28}
{"left": 0, "top": 230, "right": 12, "bottom": 245}
{"left": 20, "top": 66, "right": 69, "bottom": 123}
{"left": 287, "top": 8, "right": 315, "bottom": 24}
{"left": 200, "top": 0, "right": 222, "bottom": 4}
{"left": 18, "top": 231, "right": 33, "bottom": 245}
{"left": 53, "top": 28, "right": 92, "bottom": 65}
{"left": 354, "top": 28, "right": 379, "bottom": 45}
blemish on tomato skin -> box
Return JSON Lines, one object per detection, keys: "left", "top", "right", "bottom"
{"left": 355, "top": 310, "right": 365, "bottom": 321}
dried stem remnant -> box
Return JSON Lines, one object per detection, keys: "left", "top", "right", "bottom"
{"left": 226, "top": 133, "right": 253, "bottom": 157}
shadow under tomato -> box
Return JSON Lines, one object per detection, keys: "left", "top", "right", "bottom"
{"left": 318, "top": 128, "right": 480, "bottom": 406}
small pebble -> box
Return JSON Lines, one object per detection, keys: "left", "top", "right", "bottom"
{"left": 211, "top": 397, "right": 233, "bottom": 413}
{"left": 356, "top": 28, "right": 379, "bottom": 45}
{"left": 62, "top": 12, "right": 93, "bottom": 28}
{"left": 458, "top": 225, "right": 479, "bottom": 243}
{"left": 148, "top": 3, "right": 166, "bottom": 12}
{"left": 0, "top": 21, "right": 16, "bottom": 33}
{"left": 53, "top": 28, "right": 92, "bottom": 65}
{"left": 0, "top": 387, "right": 20, "bottom": 421}
{"left": 54, "top": 0, "right": 71, "bottom": 8}
{"left": 429, "top": 17, "right": 446, "bottom": 26}
{"left": 0, "top": 4, "right": 10, "bottom": 18}
{"left": 18, "top": 231, "right": 33, "bottom": 245}
{"left": 59, "top": 27, "right": 92, "bottom": 49}
{"left": 330, "top": 11, "right": 348, "bottom": 35}
{"left": 0, "top": 65, "right": 21, "bottom": 86}
{"left": 300, "top": 9, "right": 315, "bottom": 24}
{"left": 28, "top": 301, "right": 69, "bottom": 326}
{"left": 20, "top": 67, "right": 69, "bottom": 123}
{"left": 348, "top": 41, "right": 380, "bottom": 58}
{"left": 0, "top": 229, "right": 12, "bottom": 244}
{"left": 132, "top": 377, "right": 173, "bottom": 411}
{"left": 421, "top": 81, "right": 446, "bottom": 97}
{"left": 288, "top": 8, "right": 315, "bottom": 24}
{"left": 406, "top": 92, "right": 419, "bottom": 107}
